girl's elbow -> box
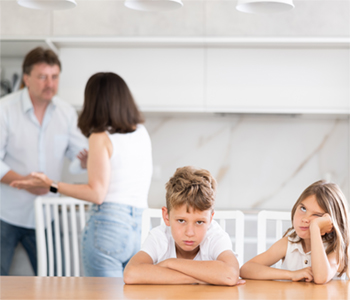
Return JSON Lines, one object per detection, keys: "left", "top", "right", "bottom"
{"left": 313, "top": 277, "right": 329, "bottom": 285}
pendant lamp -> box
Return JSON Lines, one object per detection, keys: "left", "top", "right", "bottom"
{"left": 236, "top": 0, "right": 294, "bottom": 14}
{"left": 124, "top": 0, "right": 183, "bottom": 12}
{"left": 17, "top": 0, "right": 77, "bottom": 10}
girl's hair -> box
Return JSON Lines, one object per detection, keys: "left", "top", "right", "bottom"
{"left": 165, "top": 166, "right": 216, "bottom": 213}
{"left": 284, "top": 180, "right": 349, "bottom": 278}
{"left": 78, "top": 72, "right": 144, "bottom": 137}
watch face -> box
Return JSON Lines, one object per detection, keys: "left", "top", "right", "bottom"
{"left": 50, "top": 185, "right": 58, "bottom": 193}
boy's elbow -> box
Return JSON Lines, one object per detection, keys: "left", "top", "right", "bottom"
{"left": 123, "top": 267, "right": 137, "bottom": 285}
{"left": 221, "top": 269, "right": 240, "bottom": 286}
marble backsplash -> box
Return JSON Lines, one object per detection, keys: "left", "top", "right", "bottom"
{"left": 63, "top": 113, "right": 349, "bottom": 212}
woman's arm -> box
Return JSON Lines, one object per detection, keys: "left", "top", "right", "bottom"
{"left": 159, "top": 250, "right": 244, "bottom": 286}
{"left": 123, "top": 251, "right": 201, "bottom": 285}
{"left": 10, "top": 132, "right": 112, "bottom": 205}
{"left": 240, "top": 237, "right": 313, "bottom": 282}
{"left": 310, "top": 214, "right": 339, "bottom": 284}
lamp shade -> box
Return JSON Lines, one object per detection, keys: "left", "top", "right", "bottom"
{"left": 17, "top": 0, "right": 77, "bottom": 10}
{"left": 236, "top": 0, "right": 294, "bottom": 14}
{"left": 124, "top": 0, "right": 183, "bottom": 12}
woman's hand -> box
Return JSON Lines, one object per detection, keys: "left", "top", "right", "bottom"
{"left": 10, "top": 172, "right": 52, "bottom": 190}
{"left": 290, "top": 267, "right": 313, "bottom": 282}
{"left": 311, "top": 213, "right": 333, "bottom": 236}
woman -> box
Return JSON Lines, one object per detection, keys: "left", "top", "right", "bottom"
{"left": 12, "top": 72, "right": 153, "bottom": 277}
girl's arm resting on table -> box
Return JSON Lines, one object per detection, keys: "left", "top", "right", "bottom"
{"left": 240, "top": 237, "right": 312, "bottom": 281}
{"left": 310, "top": 215, "right": 339, "bottom": 284}
{"left": 160, "top": 250, "right": 242, "bottom": 286}
{"left": 123, "top": 251, "right": 201, "bottom": 285}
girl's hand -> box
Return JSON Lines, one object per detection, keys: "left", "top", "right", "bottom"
{"left": 290, "top": 267, "right": 313, "bottom": 282}
{"left": 10, "top": 172, "right": 52, "bottom": 189}
{"left": 311, "top": 213, "right": 333, "bottom": 236}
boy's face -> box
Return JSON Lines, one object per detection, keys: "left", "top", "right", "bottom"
{"left": 162, "top": 204, "right": 214, "bottom": 258}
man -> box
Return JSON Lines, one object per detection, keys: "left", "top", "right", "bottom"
{"left": 0, "top": 47, "right": 88, "bottom": 275}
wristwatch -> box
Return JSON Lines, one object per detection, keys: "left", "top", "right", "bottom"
{"left": 50, "top": 181, "right": 58, "bottom": 194}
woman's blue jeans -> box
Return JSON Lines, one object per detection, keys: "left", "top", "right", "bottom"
{"left": 81, "top": 202, "right": 144, "bottom": 277}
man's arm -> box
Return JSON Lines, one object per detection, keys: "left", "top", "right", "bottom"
{"left": 65, "top": 108, "right": 88, "bottom": 172}
{"left": 124, "top": 251, "right": 202, "bottom": 285}
{"left": 1, "top": 170, "right": 49, "bottom": 195}
{"left": 159, "top": 250, "right": 242, "bottom": 286}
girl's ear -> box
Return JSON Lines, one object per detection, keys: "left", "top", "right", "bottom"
{"left": 162, "top": 206, "right": 170, "bottom": 226}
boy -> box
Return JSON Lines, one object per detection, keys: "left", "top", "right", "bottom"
{"left": 124, "top": 166, "right": 244, "bottom": 286}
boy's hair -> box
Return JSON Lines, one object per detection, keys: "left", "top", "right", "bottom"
{"left": 165, "top": 166, "right": 216, "bottom": 213}
{"left": 284, "top": 180, "right": 349, "bottom": 278}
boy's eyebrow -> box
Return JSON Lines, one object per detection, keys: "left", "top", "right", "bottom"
{"left": 299, "top": 202, "right": 324, "bottom": 215}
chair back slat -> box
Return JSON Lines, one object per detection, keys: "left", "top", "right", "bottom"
{"left": 69, "top": 204, "right": 80, "bottom": 277}
{"left": 53, "top": 204, "right": 62, "bottom": 277}
{"left": 79, "top": 203, "right": 86, "bottom": 230}
{"left": 61, "top": 204, "right": 71, "bottom": 276}
{"left": 45, "top": 204, "right": 54, "bottom": 276}
{"left": 35, "top": 198, "right": 47, "bottom": 276}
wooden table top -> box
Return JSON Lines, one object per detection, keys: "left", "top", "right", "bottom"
{"left": 0, "top": 276, "right": 348, "bottom": 300}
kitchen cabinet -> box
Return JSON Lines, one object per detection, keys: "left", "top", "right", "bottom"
{"left": 1, "top": 37, "right": 349, "bottom": 114}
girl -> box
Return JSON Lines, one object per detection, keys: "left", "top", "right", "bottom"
{"left": 11, "top": 72, "right": 153, "bottom": 277}
{"left": 240, "top": 180, "right": 349, "bottom": 284}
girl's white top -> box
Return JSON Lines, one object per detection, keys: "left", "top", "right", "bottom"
{"left": 104, "top": 124, "right": 152, "bottom": 208}
{"left": 281, "top": 234, "right": 346, "bottom": 280}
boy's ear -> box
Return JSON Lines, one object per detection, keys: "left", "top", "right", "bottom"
{"left": 162, "top": 206, "right": 170, "bottom": 226}
{"left": 210, "top": 210, "right": 214, "bottom": 223}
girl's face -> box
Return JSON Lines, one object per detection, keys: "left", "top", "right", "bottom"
{"left": 293, "top": 194, "right": 326, "bottom": 240}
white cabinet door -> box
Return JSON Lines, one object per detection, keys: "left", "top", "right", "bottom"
{"left": 206, "top": 48, "right": 350, "bottom": 113}
{"left": 58, "top": 48, "right": 205, "bottom": 109}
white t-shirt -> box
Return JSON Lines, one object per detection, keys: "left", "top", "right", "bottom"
{"left": 141, "top": 220, "right": 235, "bottom": 264}
{"left": 104, "top": 124, "right": 152, "bottom": 208}
{"left": 281, "top": 235, "right": 346, "bottom": 280}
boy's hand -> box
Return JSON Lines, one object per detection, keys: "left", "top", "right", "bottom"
{"left": 311, "top": 213, "right": 333, "bottom": 236}
{"left": 157, "top": 258, "right": 176, "bottom": 268}
{"left": 290, "top": 267, "right": 313, "bottom": 282}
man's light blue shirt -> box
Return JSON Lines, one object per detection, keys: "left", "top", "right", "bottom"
{"left": 0, "top": 88, "right": 88, "bottom": 228}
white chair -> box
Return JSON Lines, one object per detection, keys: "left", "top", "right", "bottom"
{"left": 35, "top": 196, "right": 91, "bottom": 277}
{"left": 257, "top": 210, "right": 291, "bottom": 268}
{"left": 213, "top": 210, "right": 245, "bottom": 267}
{"left": 140, "top": 208, "right": 164, "bottom": 245}
{"left": 141, "top": 208, "right": 245, "bottom": 266}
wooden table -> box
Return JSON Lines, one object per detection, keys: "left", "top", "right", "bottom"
{"left": 0, "top": 276, "right": 348, "bottom": 299}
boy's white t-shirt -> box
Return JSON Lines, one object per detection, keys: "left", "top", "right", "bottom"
{"left": 141, "top": 220, "right": 235, "bottom": 264}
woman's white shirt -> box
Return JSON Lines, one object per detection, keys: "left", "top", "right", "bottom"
{"left": 104, "top": 124, "right": 152, "bottom": 208}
